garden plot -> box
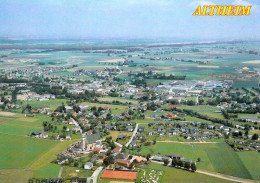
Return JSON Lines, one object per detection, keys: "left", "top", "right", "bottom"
{"left": 136, "top": 168, "right": 163, "bottom": 183}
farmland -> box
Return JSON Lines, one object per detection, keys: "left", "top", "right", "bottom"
{"left": 127, "top": 142, "right": 259, "bottom": 180}
{"left": 0, "top": 112, "right": 76, "bottom": 183}
{"left": 0, "top": 134, "right": 58, "bottom": 169}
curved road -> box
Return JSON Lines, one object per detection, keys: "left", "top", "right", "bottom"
{"left": 91, "top": 166, "right": 103, "bottom": 183}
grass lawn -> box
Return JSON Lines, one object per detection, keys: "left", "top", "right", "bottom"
{"left": 62, "top": 166, "right": 93, "bottom": 179}
{"left": 21, "top": 99, "right": 68, "bottom": 110}
{"left": 82, "top": 102, "right": 128, "bottom": 114}
{"left": 140, "top": 163, "right": 233, "bottom": 183}
{"left": 0, "top": 116, "right": 17, "bottom": 124}
{"left": 0, "top": 169, "right": 34, "bottom": 183}
{"left": 107, "top": 130, "right": 132, "bottom": 141}
{"left": 133, "top": 117, "right": 154, "bottom": 124}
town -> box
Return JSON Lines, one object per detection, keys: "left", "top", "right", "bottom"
{"left": 0, "top": 40, "right": 259, "bottom": 183}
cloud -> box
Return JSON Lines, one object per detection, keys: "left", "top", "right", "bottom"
{"left": 189, "top": 1, "right": 215, "bottom": 8}
{"left": 232, "top": 0, "right": 251, "bottom": 6}
{"left": 232, "top": 0, "right": 260, "bottom": 14}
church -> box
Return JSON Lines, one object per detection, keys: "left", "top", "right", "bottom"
{"left": 81, "top": 133, "right": 103, "bottom": 151}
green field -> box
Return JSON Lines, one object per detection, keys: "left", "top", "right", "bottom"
{"left": 139, "top": 163, "right": 233, "bottom": 183}
{"left": 127, "top": 142, "right": 258, "bottom": 179}
{"left": 61, "top": 166, "right": 93, "bottom": 179}
{"left": 98, "top": 96, "right": 139, "bottom": 105}
{"left": 179, "top": 105, "right": 224, "bottom": 119}
{"left": 107, "top": 130, "right": 133, "bottom": 141}
{"left": 22, "top": 99, "right": 68, "bottom": 110}
{"left": 236, "top": 151, "right": 260, "bottom": 180}
{"left": 32, "top": 163, "right": 60, "bottom": 178}
{"left": 0, "top": 134, "right": 58, "bottom": 169}
{"left": 82, "top": 101, "right": 128, "bottom": 114}
{"left": 0, "top": 112, "right": 78, "bottom": 183}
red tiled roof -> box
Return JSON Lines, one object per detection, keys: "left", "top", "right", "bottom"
{"left": 93, "top": 148, "right": 100, "bottom": 153}
{"left": 166, "top": 113, "right": 175, "bottom": 117}
{"left": 113, "top": 146, "right": 121, "bottom": 152}
{"left": 114, "top": 159, "right": 129, "bottom": 165}
{"left": 135, "top": 157, "right": 144, "bottom": 163}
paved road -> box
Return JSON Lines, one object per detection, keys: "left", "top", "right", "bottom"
{"left": 114, "top": 141, "right": 123, "bottom": 148}
{"left": 125, "top": 123, "right": 138, "bottom": 147}
{"left": 90, "top": 166, "right": 103, "bottom": 183}
{"left": 57, "top": 165, "right": 63, "bottom": 183}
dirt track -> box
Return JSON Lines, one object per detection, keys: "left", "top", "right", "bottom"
{"left": 197, "top": 169, "right": 258, "bottom": 183}
{"left": 0, "top": 111, "right": 17, "bottom": 116}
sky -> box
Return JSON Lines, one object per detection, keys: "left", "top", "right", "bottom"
{"left": 0, "top": 0, "right": 259, "bottom": 41}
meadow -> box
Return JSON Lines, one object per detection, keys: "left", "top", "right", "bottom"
{"left": 127, "top": 142, "right": 259, "bottom": 180}
{"left": 98, "top": 96, "right": 139, "bottom": 105}
{"left": 21, "top": 99, "right": 68, "bottom": 110}
{"left": 179, "top": 105, "right": 224, "bottom": 119}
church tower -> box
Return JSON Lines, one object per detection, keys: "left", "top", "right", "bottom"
{"left": 81, "top": 133, "right": 86, "bottom": 150}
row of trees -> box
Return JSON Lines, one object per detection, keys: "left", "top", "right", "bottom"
{"left": 180, "top": 108, "right": 234, "bottom": 127}
{"left": 171, "top": 159, "right": 197, "bottom": 172}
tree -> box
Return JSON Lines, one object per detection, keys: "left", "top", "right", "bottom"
{"left": 191, "top": 163, "right": 197, "bottom": 172}
{"left": 121, "top": 145, "right": 126, "bottom": 153}
{"left": 238, "top": 131, "right": 243, "bottom": 137}
{"left": 163, "top": 159, "right": 169, "bottom": 166}
{"left": 172, "top": 159, "right": 177, "bottom": 167}
{"left": 152, "top": 139, "right": 156, "bottom": 145}
{"left": 11, "top": 90, "right": 17, "bottom": 101}
{"left": 252, "top": 133, "right": 259, "bottom": 140}
{"left": 74, "top": 161, "right": 79, "bottom": 167}
{"left": 103, "top": 155, "right": 114, "bottom": 166}
{"left": 109, "top": 142, "right": 116, "bottom": 150}
{"left": 245, "top": 130, "right": 249, "bottom": 137}
{"left": 184, "top": 162, "right": 191, "bottom": 170}
{"left": 177, "top": 160, "right": 184, "bottom": 168}
{"left": 146, "top": 154, "right": 151, "bottom": 161}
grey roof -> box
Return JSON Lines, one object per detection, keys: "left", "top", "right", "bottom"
{"left": 129, "top": 140, "right": 137, "bottom": 146}
{"left": 114, "top": 153, "right": 129, "bottom": 160}
{"left": 86, "top": 133, "right": 101, "bottom": 144}
{"left": 118, "top": 134, "right": 126, "bottom": 139}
